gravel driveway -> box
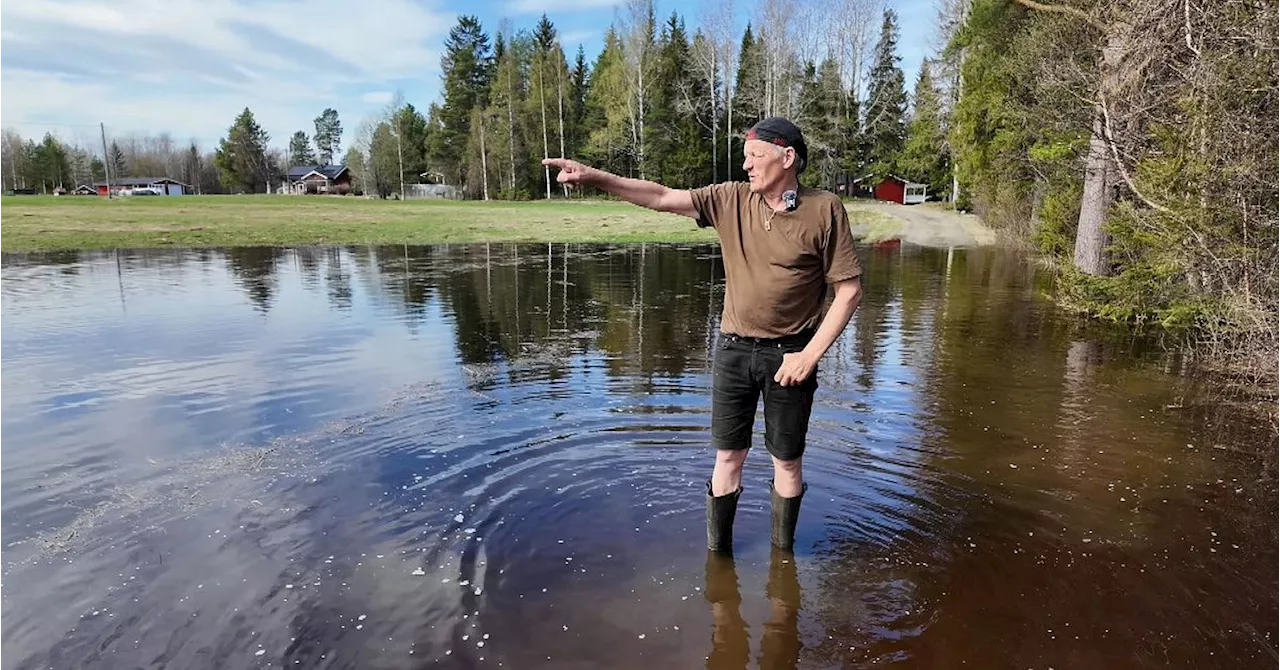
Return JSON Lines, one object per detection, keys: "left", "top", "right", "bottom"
{"left": 848, "top": 200, "right": 997, "bottom": 248}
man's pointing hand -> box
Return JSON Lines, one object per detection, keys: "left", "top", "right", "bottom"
{"left": 542, "top": 158, "right": 594, "bottom": 188}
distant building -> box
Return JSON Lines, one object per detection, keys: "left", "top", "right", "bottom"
{"left": 73, "top": 184, "right": 98, "bottom": 195}
{"left": 405, "top": 183, "right": 462, "bottom": 200}
{"left": 94, "top": 177, "right": 190, "bottom": 196}
{"left": 848, "top": 174, "right": 928, "bottom": 205}
{"left": 285, "top": 165, "right": 352, "bottom": 195}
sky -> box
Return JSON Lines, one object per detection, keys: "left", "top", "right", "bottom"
{"left": 0, "top": 0, "right": 939, "bottom": 154}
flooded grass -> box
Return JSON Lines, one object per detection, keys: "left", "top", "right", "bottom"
{"left": 0, "top": 195, "right": 943, "bottom": 252}
{"left": 0, "top": 195, "right": 723, "bottom": 251}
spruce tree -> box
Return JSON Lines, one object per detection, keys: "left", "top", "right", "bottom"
{"left": 569, "top": 45, "right": 589, "bottom": 157}
{"left": 732, "top": 25, "right": 765, "bottom": 132}
{"left": 312, "top": 108, "right": 342, "bottom": 165}
{"left": 533, "top": 14, "right": 556, "bottom": 52}
{"left": 289, "top": 131, "right": 315, "bottom": 166}
{"left": 108, "top": 141, "right": 126, "bottom": 178}
{"left": 863, "top": 8, "right": 907, "bottom": 178}
{"left": 434, "top": 15, "right": 494, "bottom": 187}
{"left": 214, "top": 108, "right": 271, "bottom": 193}
{"left": 900, "top": 59, "right": 949, "bottom": 198}
{"left": 649, "top": 13, "right": 677, "bottom": 166}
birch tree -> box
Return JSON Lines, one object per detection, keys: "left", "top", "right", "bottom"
{"left": 618, "top": 0, "right": 657, "bottom": 178}
{"left": 688, "top": 30, "right": 719, "bottom": 182}
{"left": 554, "top": 40, "right": 569, "bottom": 197}
{"left": 698, "top": 0, "right": 735, "bottom": 181}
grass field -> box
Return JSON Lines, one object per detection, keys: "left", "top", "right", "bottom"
{"left": 0, "top": 195, "right": 901, "bottom": 252}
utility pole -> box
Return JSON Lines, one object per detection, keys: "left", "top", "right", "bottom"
{"left": 100, "top": 122, "right": 113, "bottom": 199}
{"left": 395, "top": 116, "right": 405, "bottom": 201}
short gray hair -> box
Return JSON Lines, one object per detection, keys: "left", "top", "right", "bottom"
{"left": 772, "top": 144, "right": 805, "bottom": 173}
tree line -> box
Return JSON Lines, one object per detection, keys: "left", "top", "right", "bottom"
{"left": 339, "top": 0, "right": 939, "bottom": 201}
{"left": 3, "top": 0, "right": 1272, "bottom": 382}
{"left": 0, "top": 130, "right": 218, "bottom": 195}
{"left": 1, "top": 0, "right": 937, "bottom": 200}
{"left": 0, "top": 106, "right": 346, "bottom": 196}
{"left": 941, "top": 0, "right": 1275, "bottom": 383}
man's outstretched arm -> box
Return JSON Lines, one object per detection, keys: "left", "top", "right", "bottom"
{"left": 542, "top": 158, "right": 696, "bottom": 219}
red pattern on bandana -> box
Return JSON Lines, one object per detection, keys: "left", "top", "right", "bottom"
{"left": 745, "top": 128, "right": 789, "bottom": 147}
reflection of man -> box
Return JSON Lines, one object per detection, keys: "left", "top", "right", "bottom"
{"left": 544, "top": 117, "right": 862, "bottom": 552}
{"left": 704, "top": 549, "right": 802, "bottom": 670}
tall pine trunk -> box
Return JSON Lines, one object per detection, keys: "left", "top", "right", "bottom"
{"left": 1074, "top": 112, "right": 1111, "bottom": 275}
{"left": 1073, "top": 25, "right": 1131, "bottom": 277}
{"left": 538, "top": 53, "right": 552, "bottom": 200}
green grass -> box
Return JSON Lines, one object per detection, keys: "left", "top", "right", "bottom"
{"left": 0, "top": 195, "right": 892, "bottom": 252}
{"left": 843, "top": 203, "right": 903, "bottom": 243}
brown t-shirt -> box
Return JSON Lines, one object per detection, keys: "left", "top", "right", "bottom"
{"left": 689, "top": 182, "right": 863, "bottom": 339}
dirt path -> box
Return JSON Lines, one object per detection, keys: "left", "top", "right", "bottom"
{"left": 848, "top": 200, "right": 997, "bottom": 248}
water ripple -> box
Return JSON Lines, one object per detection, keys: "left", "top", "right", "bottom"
{"left": 1, "top": 244, "right": 1272, "bottom": 670}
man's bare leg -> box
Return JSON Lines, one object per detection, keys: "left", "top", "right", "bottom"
{"left": 711, "top": 449, "right": 747, "bottom": 496}
{"left": 771, "top": 456, "right": 802, "bottom": 498}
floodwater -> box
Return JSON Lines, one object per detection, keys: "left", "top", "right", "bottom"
{"left": 1, "top": 243, "right": 1274, "bottom": 669}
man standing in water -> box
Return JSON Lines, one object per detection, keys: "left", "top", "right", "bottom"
{"left": 543, "top": 117, "right": 862, "bottom": 553}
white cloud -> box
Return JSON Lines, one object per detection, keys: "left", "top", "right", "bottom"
{"left": 362, "top": 91, "right": 396, "bottom": 105}
{"left": 502, "top": 0, "right": 622, "bottom": 16}
{"left": 0, "top": 0, "right": 454, "bottom": 148}
{"left": 559, "top": 29, "right": 598, "bottom": 46}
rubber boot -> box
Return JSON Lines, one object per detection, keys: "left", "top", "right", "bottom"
{"left": 706, "top": 480, "right": 742, "bottom": 554}
{"left": 770, "top": 480, "right": 807, "bottom": 551}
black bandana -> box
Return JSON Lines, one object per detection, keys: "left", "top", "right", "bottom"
{"left": 744, "top": 117, "right": 808, "bottom": 172}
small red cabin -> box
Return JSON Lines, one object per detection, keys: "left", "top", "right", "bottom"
{"left": 852, "top": 174, "right": 928, "bottom": 204}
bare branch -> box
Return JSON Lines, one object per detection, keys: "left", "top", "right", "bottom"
{"left": 1098, "top": 94, "right": 1175, "bottom": 217}
{"left": 1012, "top": 0, "right": 1105, "bottom": 32}
{"left": 1183, "top": 0, "right": 1202, "bottom": 57}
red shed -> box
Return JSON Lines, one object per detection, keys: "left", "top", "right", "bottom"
{"left": 874, "top": 177, "right": 905, "bottom": 204}
{"left": 854, "top": 174, "right": 928, "bottom": 205}
{"left": 94, "top": 177, "right": 190, "bottom": 196}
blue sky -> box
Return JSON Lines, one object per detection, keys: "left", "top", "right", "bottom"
{"left": 1, "top": 0, "right": 939, "bottom": 154}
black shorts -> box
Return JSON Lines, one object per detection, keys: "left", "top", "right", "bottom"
{"left": 711, "top": 330, "right": 818, "bottom": 462}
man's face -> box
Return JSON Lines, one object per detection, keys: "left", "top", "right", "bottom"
{"left": 742, "top": 139, "right": 793, "bottom": 192}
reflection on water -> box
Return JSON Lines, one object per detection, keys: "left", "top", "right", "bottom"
{"left": 1, "top": 243, "right": 1274, "bottom": 669}
{"left": 705, "top": 549, "right": 803, "bottom": 670}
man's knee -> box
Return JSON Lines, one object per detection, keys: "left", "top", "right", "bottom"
{"left": 711, "top": 448, "right": 748, "bottom": 496}
{"left": 772, "top": 456, "right": 802, "bottom": 478}
{"left": 715, "top": 448, "right": 748, "bottom": 471}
